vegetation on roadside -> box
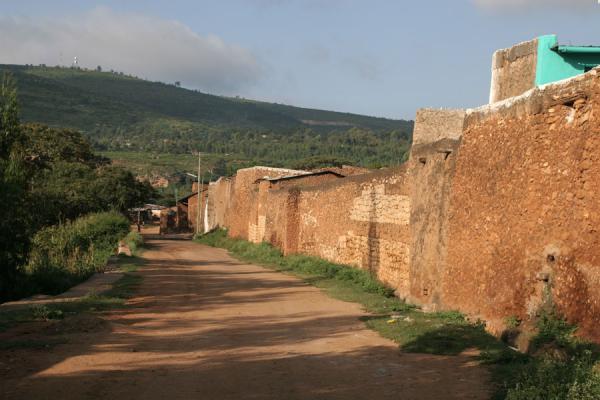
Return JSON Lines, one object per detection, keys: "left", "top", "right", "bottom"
{"left": 0, "top": 72, "right": 154, "bottom": 302}
{"left": 24, "top": 212, "right": 130, "bottom": 295}
{"left": 123, "top": 231, "right": 144, "bottom": 256}
{"left": 501, "top": 311, "right": 600, "bottom": 400}
{"left": 197, "top": 229, "right": 395, "bottom": 297}
{"left": 197, "top": 229, "right": 600, "bottom": 400}
{"left": 0, "top": 260, "right": 142, "bottom": 334}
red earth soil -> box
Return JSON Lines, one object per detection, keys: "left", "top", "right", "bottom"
{"left": 0, "top": 238, "right": 490, "bottom": 400}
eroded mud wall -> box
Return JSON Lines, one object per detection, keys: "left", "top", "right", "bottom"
{"left": 226, "top": 167, "right": 306, "bottom": 240}
{"left": 409, "top": 109, "right": 465, "bottom": 309}
{"left": 259, "top": 174, "right": 342, "bottom": 252}
{"left": 490, "top": 38, "right": 538, "bottom": 103}
{"left": 443, "top": 71, "right": 600, "bottom": 339}
{"left": 187, "top": 189, "right": 208, "bottom": 233}
{"left": 205, "top": 178, "right": 233, "bottom": 232}
{"left": 295, "top": 169, "right": 412, "bottom": 295}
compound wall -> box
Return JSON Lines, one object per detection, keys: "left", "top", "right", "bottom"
{"left": 408, "top": 109, "right": 464, "bottom": 309}
{"left": 186, "top": 189, "right": 208, "bottom": 234}
{"left": 205, "top": 178, "right": 233, "bottom": 233}
{"left": 442, "top": 70, "right": 600, "bottom": 340}
{"left": 203, "top": 69, "right": 600, "bottom": 344}
{"left": 205, "top": 165, "right": 412, "bottom": 296}
{"left": 294, "top": 168, "right": 411, "bottom": 294}
{"left": 490, "top": 38, "right": 538, "bottom": 104}
{"left": 225, "top": 167, "right": 307, "bottom": 240}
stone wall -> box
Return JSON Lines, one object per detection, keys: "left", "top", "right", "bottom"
{"left": 226, "top": 167, "right": 306, "bottom": 239}
{"left": 205, "top": 178, "right": 233, "bottom": 232}
{"left": 258, "top": 173, "right": 343, "bottom": 251}
{"left": 295, "top": 168, "right": 411, "bottom": 295}
{"left": 441, "top": 70, "right": 600, "bottom": 340}
{"left": 202, "top": 69, "right": 600, "bottom": 344}
{"left": 409, "top": 109, "right": 465, "bottom": 309}
{"left": 489, "top": 38, "right": 538, "bottom": 103}
{"left": 206, "top": 165, "right": 412, "bottom": 295}
{"left": 186, "top": 188, "right": 208, "bottom": 234}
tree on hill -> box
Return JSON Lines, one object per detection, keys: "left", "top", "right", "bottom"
{"left": 0, "top": 72, "right": 157, "bottom": 300}
{"left": 212, "top": 157, "right": 228, "bottom": 177}
{"left": 3, "top": 64, "right": 414, "bottom": 169}
{"left": 0, "top": 73, "right": 32, "bottom": 299}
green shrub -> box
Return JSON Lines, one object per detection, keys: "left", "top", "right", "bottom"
{"left": 502, "top": 310, "right": 600, "bottom": 400}
{"left": 24, "top": 211, "right": 130, "bottom": 294}
{"left": 531, "top": 310, "right": 579, "bottom": 350}
{"left": 123, "top": 231, "right": 144, "bottom": 255}
{"left": 506, "top": 351, "right": 600, "bottom": 400}
{"left": 29, "top": 304, "right": 64, "bottom": 321}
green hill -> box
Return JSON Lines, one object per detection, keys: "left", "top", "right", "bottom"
{"left": 3, "top": 64, "right": 413, "bottom": 169}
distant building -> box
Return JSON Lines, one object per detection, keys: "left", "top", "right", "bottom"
{"left": 490, "top": 34, "right": 600, "bottom": 103}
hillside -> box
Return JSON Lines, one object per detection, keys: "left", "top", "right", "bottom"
{"left": 3, "top": 64, "right": 413, "bottom": 168}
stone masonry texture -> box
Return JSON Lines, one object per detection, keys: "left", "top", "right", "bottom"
{"left": 443, "top": 70, "right": 600, "bottom": 340}
{"left": 204, "top": 68, "right": 600, "bottom": 344}
{"left": 409, "top": 109, "right": 465, "bottom": 310}
{"left": 489, "top": 38, "right": 538, "bottom": 103}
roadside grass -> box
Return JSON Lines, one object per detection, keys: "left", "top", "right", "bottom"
{"left": 123, "top": 231, "right": 145, "bottom": 257}
{"left": 23, "top": 211, "right": 131, "bottom": 297}
{"left": 196, "top": 229, "right": 600, "bottom": 399}
{"left": 0, "top": 261, "right": 142, "bottom": 334}
{"left": 196, "top": 230, "right": 504, "bottom": 350}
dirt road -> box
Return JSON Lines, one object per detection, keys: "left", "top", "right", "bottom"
{"left": 1, "top": 239, "right": 490, "bottom": 399}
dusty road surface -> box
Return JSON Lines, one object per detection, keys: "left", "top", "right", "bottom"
{"left": 1, "top": 238, "right": 490, "bottom": 400}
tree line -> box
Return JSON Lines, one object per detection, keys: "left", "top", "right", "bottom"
{"left": 0, "top": 73, "right": 154, "bottom": 301}
{"left": 91, "top": 125, "right": 411, "bottom": 169}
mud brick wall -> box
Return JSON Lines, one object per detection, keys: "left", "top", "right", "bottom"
{"left": 187, "top": 188, "right": 208, "bottom": 233}
{"left": 227, "top": 167, "right": 307, "bottom": 240}
{"left": 295, "top": 168, "right": 412, "bottom": 295}
{"left": 260, "top": 188, "right": 291, "bottom": 250}
{"left": 205, "top": 178, "right": 233, "bottom": 232}
{"left": 443, "top": 70, "right": 600, "bottom": 339}
{"left": 202, "top": 67, "right": 600, "bottom": 345}
{"left": 249, "top": 181, "right": 271, "bottom": 243}
{"left": 409, "top": 109, "right": 465, "bottom": 310}
{"left": 489, "top": 38, "right": 538, "bottom": 103}
{"left": 259, "top": 173, "right": 343, "bottom": 250}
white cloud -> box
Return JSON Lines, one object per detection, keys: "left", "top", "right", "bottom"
{"left": 473, "top": 0, "right": 595, "bottom": 10}
{"left": 0, "top": 7, "right": 262, "bottom": 94}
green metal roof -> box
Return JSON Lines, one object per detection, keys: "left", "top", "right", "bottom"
{"left": 535, "top": 35, "right": 600, "bottom": 86}
{"left": 553, "top": 45, "right": 600, "bottom": 55}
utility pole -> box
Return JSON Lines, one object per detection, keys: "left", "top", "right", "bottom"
{"left": 199, "top": 160, "right": 205, "bottom": 234}
{"left": 196, "top": 152, "right": 201, "bottom": 235}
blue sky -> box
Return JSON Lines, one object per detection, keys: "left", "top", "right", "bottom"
{"left": 0, "top": 0, "right": 599, "bottom": 119}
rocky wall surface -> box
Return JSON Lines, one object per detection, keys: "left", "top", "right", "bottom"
{"left": 295, "top": 168, "right": 412, "bottom": 295}
{"left": 226, "top": 167, "right": 305, "bottom": 240}
{"left": 187, "top": 190, "right": 208, "bottom": 233}
{"left": 443, "top": 70, "right": 600, "bottom": 340}
{"left": 489, "top": 38, "right": 538, "bottom": 103}
{"left": 409, "top": 109, "right": 465, "bottom": 309}
{"left": 203, "top": 70, "right": 600, "bottom": 344}
{"left": 205, "top": 178, "right": 232, "bottom": 232}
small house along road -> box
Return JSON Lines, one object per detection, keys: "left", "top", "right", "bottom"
{"left": 2, "top": 238, "right": 489, "bottom": 399}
